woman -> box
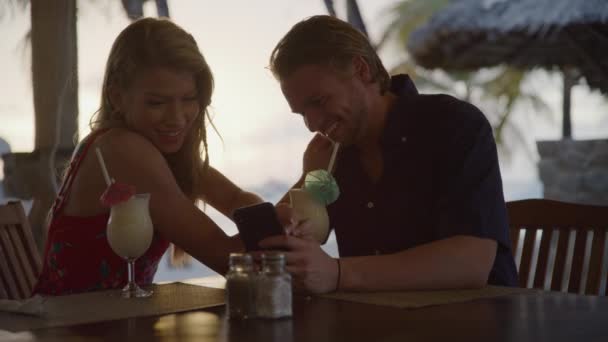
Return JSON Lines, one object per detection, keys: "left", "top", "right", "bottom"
{"left": 34, "top": 18, "right": 285, "bottom": 295}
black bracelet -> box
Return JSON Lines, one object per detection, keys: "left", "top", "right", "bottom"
{"left": 335, "top": 258, "right": 341, "bottom": 291}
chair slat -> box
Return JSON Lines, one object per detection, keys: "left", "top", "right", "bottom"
{"left": 0, "top": 201, "right": 43, "bottom": 299}
{"left": 0, "top": 273, "right": 8, "bottom": 299}
{"left": 13, "top": 201, "right": 42, "bottom": 275}
{"left": 510, "top": 228, "right": 520, "bottom": 260}
{"left": 7, "top": 225, "right": 37, "bottom": 290}
{"left": 0, "top": 239, "right": 21, "bottom": 299}
{"left": 0, "top": 229, "right": 29, "bottom": 299}
{"left": 551, "top": 229, "right": 571, "bottom": 292}
{"left": 518, "top": 229, "right": 537, "bottom": 288}
{"left": 568, "top": 229, "right": 589, "bottom": 293}
{"left": 586, "top": 229, "right": 606, "bottom": 295}
{"left": 0, "top": 205, "right": 19, "bottom": 224}
{"left": 533, "top": 229, "right": 553, "bottom": 289}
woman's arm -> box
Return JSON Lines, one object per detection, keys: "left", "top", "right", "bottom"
{"left": 197, "top": 166, "right": 263, "bottom": 220}
{"left": 98, "top": 130, "right": 241, "bottom": 274}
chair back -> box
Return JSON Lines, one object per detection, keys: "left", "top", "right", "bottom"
{"left": 507, "top": 199, "right": 608, "bottom": 296}
{"left": 0, "top": 201, "right": 42, "bottom": 299}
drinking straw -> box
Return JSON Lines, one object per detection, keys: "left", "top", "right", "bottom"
{"left": 327, "top": 142, "right": 340, "bottom": 173}
{"left": 95, "top": 147, "right": 112, "bottom": 186}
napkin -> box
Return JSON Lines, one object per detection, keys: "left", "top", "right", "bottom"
{"left": 0, "top": 295, "right": 46, "bottom": 316}
{"left": 0, "top": 330, "right": 35, "bottom": 341}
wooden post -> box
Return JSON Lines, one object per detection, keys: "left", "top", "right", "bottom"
{"left": 29, "top": 0, "right": 79, "bottom": 252}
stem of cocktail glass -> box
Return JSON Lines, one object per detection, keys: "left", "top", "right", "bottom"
{"left": 127, "top": 258, "right": 136, "bottom": 289}
{"left": 122, "top": 257, "right": 152, "bottom": 298}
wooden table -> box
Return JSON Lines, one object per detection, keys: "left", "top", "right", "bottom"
{"left": 22, "top": 281, "right": 608, "bottom": 341}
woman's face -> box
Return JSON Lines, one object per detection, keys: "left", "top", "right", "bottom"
{"left": 116, "top": 67, "right": 200, "bottom": 154}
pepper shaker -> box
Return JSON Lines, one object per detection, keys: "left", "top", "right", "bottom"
{"left": 226, "top": 253, "right": 255, "bottom": 319}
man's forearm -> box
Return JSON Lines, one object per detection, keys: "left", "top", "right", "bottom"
{"left": 339, "top": 235, "right": 497, "bottom": 291}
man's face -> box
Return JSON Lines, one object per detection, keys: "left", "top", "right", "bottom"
{"left": 280, "top": 64, "right": 368, "bottom": 145}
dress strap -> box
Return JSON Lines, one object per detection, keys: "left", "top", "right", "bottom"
{"left": 50, "top": 129, "right": 109, "bottom": 218}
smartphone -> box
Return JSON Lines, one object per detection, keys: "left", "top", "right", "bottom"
{"left": 233, "top": 202, "right": 285, "bottom": 251}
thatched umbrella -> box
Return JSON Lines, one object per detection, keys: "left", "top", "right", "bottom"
{"left": 407, "top": 0, "right": 608, "bottom": 138}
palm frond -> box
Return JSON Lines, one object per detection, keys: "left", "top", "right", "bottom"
{"left": 377, "top": 0, "right": 451, "bottom": 50}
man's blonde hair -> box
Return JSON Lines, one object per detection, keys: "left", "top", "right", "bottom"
{"left": 269, "top": 15, "right": 390, "bottom": 93}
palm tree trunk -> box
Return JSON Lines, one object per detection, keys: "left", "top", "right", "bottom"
{"left": 322, "top": 0, "right": 369, "bottom": 38}
{"left": 29, "top": 0, "right": 79, "bottom": 252}
{"left": 346, "top": 0, "right": 368, "bottom": 37}
{"left": 323, "top": 0, "right": 336, "bottom": 17}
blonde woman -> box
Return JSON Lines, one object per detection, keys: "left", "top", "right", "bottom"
{"left": 34, "top": 18, "right": 287, "bottom": 295}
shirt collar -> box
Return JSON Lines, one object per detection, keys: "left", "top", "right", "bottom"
{"left": 340, "top": 74, "right": 417, "bottom": 162}
{"left": 380, "top": 74, "right": 418, "bottom": 148}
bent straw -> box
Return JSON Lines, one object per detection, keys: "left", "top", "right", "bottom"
{"left": 327, "top": 142, "right": 340, "bottom": 173}
{"left": 95, "top": 147, "right": 112, "bottom": 186}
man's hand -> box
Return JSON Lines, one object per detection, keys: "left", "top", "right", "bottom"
{"left": 275, "top": 202, "right": 316, "bottom": 240}
{"left": 259, "top": 235, "right": 339, "bottom": 294}
{"left": 303, "top": 134, "right": 335, "bottom": 173}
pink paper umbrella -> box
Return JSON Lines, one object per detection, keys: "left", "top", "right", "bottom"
{"left": 100, "top": 182, "right": 136, "bottom": 207}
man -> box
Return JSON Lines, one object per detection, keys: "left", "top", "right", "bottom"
{"left": 261, "top": 15, "right": 518, "bottom": 294}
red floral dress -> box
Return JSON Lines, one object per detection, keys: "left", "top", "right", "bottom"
{"left": 33, "top": 130, "right": 170, "bottom": 296}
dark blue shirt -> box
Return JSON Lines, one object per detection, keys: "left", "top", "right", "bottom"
{"left": 327, "top": 75, "right": 518, "bottom": 287}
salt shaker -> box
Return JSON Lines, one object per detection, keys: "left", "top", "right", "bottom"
{"left": 255, "top": 252, "right": 292, "bottom": 319}
{"left": 226, "top": 253, "right": 255, "bottom": 319}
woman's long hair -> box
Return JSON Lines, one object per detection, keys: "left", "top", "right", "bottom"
{"left": 90, "top": 17, "right": 214, "bottom": 201}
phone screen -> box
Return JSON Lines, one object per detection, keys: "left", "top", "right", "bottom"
{"left": 233, "top": 202, "right": 285, "bottom": 251}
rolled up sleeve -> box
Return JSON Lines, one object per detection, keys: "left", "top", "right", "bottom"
{"left": 433, "top": 104, "right": 510, "bottom": 251}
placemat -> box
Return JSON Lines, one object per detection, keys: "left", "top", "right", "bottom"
{"left": 0, "top": 282, "right": 225, "bottom": 332}
{"left": 321, "top": 285, "right": 532, "bottom": 309}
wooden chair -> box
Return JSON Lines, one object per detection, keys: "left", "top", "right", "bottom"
{"left": 507, "top": 199, "right": 608, "bottom": 296}
{"left": 0, "top": 201, "right": 42, "bottom": 299}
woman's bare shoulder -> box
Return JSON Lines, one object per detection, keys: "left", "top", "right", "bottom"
{"left": 96, "top": 128, "right": 155, "bottom": 150}
{"left": 91, "top": 128, "right": 171, "bottom": 181}
{"left": 95, "top": 129, "right": 165, "bottom": 163}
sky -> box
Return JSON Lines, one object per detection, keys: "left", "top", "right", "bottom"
{"left": 1, "top": 1, "right": 607, "bottom": 280}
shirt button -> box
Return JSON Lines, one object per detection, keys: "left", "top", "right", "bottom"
{"left": 367, "top": 201, "right": 374, "bottom": 208}
{"left": 401, "top": 136, "right": 407, "bottom": 143}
